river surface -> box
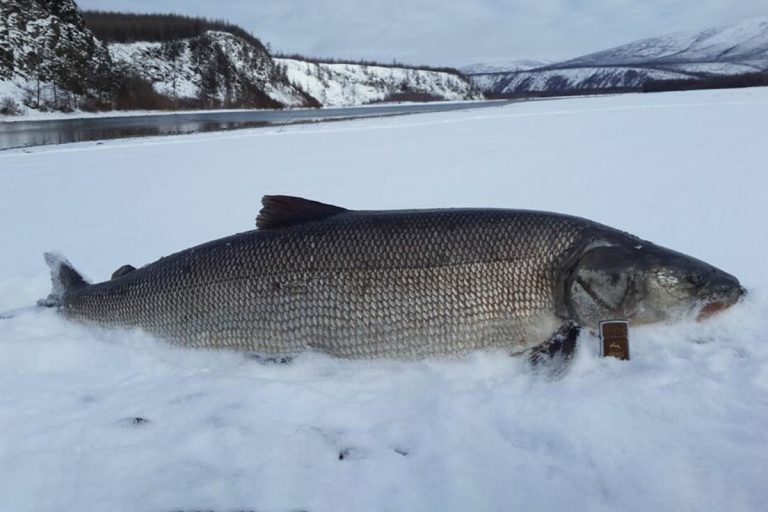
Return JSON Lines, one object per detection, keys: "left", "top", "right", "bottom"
{"left": 0, "top": 101, "right": 511, "bottom": 151}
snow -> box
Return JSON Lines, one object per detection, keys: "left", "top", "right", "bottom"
{"left": 1, "top": 87, "right": 768, "bottom": 511}
{"left": 0, "top": 78, "right": 26, "bottom": 106}
{"left": 0, "top": 77, "right": 62, "bottom": 117}
{"left": 276, "top": 58, "right": 480, "bottom": 106}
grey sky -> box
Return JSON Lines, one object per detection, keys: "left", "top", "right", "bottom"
{"left": 77, "top": 0, "right": 768, "bottom": 66}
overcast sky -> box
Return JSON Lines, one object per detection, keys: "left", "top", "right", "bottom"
{"left": 77, "top": 0, "right": 767, "bottom": 66}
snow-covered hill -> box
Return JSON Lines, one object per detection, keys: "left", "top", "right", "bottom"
{"left": 108, "top": 32, "right": 313, "bottom": 108}
{"left": 462, "top": 60, "right": 550, "bottom": 92}
{"left": 471, "top": 18, "right": 768, "bottom": 95}
{"left": 484, "top": 67, "right": 693, "bottom": 95}
{"left": 560, "top": 17, "right": 768, "bottom": 69}
{"left": 276, "top": 58, "right": 481, "bottom": 106}
{"left": 1, "top": 87, "right": 766, "bottom": 512}
{"left": 460, "top": 59, "right": 549, "bottom": 75}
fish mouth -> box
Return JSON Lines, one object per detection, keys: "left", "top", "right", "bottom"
{"left": 696, "top": 287, "right": 747, "bottom": 321}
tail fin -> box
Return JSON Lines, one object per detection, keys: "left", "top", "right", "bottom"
{"left": 38, "top": 252, "right": 89, "bottom": 307}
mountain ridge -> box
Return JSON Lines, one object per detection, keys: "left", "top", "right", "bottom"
{"left": 467, "top": 18, "right": 768, "bottom": 96}
{"left": 555, "top": 17, "right": 768, "bottom": 69}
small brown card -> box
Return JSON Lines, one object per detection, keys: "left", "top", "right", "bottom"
{"left": 599, "top": 320, "right": 630, "bottom": 360}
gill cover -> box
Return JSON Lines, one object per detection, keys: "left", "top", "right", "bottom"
{"left": 561, "top": 242, "right": 641, "bottom": 326}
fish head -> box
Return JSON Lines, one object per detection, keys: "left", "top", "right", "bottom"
{"left": 562, "top": 234, "right": 745, "bottom": 327}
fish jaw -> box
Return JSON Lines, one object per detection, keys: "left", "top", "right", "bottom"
{"left": 696, "top": 286, "right": 747, "bottom": 321}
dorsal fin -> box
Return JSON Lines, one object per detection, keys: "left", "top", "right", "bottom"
{"left": 256, "top": 195, "right": 347, "bottom": 230}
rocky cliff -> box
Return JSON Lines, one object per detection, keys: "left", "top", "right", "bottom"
{"left": 275, "top": 58, "right": 481, "bottom": 107}
{"left": 0, "top": 0, "right": 112, "bottom": 110}
{"left": 108, "top": 32, "right": 314, "bottom": 109}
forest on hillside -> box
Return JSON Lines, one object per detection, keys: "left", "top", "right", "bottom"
{"left": 83, "top": 11, "right": 462, "bottom": 76}
{"left": 643, "top": 72, "right": 768, "bottom": 93}
{"left": 274, "top": 52, "right": 463, "bottom": 76}
{"left": 81, "top": 11, "right": 268, "bottom": 51}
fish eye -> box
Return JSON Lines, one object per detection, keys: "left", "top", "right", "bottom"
{"left": 687, "top": 271, "right": 707, "bottom": 286}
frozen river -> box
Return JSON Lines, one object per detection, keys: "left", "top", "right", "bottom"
{"left": 0, "top": 100, "right": 510, "bottom": 150}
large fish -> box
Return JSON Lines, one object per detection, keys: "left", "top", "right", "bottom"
{"left": 40, "top": 196, "right": 744, "bottom": 359}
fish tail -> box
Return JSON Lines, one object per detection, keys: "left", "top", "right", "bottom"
{"left": 38, "top": 252, "right": 89, "bottom": 307}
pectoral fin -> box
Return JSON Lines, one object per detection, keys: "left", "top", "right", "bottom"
{"left": 528, "top": 321, "right": 581, "bottom": 377}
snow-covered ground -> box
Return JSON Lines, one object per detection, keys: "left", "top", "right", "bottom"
{"left": 1, "top": 87, "right": 767, "bottom": 512}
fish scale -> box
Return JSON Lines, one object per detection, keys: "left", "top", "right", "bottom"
{"left": 54, "top": 204, "right": 590, "bottom": 358}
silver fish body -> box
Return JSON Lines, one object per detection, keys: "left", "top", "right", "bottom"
{"left": 43, "top": 196, "right": 744, "bottom": 358}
